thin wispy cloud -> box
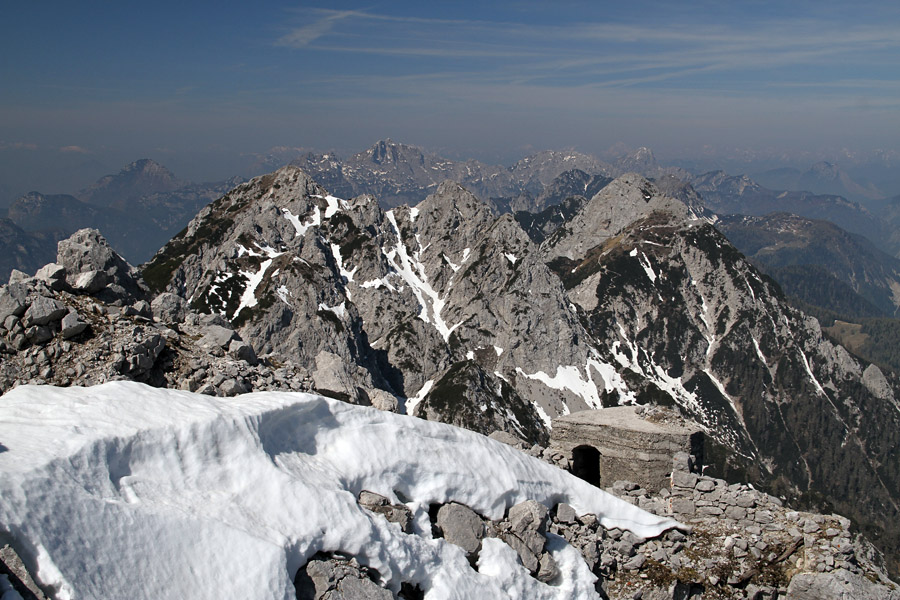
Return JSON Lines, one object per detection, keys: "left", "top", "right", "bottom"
{"left": 2, "top": 1, "right": 898, "bottom": 183}
{"left": 272, "top": 8, "right": 900, "bottom": 95}
{"left": 275, "top": 9, "right": 359, "bottom": 48}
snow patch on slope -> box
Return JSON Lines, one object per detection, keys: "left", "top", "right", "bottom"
{"left": 515, "top": 357, "right": 628, "bottom": 411}
{"left": 384, "top": 210, "right": 462, "bottom": 342}
{"left": 0, "top": 383, "right": 678, "bottom": 600}
{"left": 283, "top": 206, "right": 320, "bottom": 237}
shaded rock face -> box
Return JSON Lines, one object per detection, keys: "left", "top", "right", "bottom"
{"left": 717, "top": 212, "right": 900, "bottom": 318}
{"left": 540, "top": 179, "right": 900, "bottom": 573}
{"left": 143, "top": 167, "right": 597, "bottom": 443}
{"left": 140, "top": 166, "right": 900, "bottom": 574}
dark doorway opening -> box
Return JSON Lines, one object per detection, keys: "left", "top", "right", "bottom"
{"left": 572, "top": 445, "right": 601, "bottom": 487}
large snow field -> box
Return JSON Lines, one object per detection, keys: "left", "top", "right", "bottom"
{"left": 0, "top": 382, "right": 678, "bottom": 599}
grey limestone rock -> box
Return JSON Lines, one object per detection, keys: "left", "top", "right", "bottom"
{"left": 367, "top": 389, "right": 398, "bottom": 412}
{"left": 0, "top": 284, "right": 29, "bottom": 321}
{"left": 151, "top": 292, "right": 189, "bottom": 324}
{"left": 503, "top": 500, "right": 550, "bottom": 571}
{"left": 436, "top": 502, "right": 485, "bottom": 555}
{"left": 34, "top": 263, "right": 67, "bottom": 291}
{"left": 229, "top": 339, "right": 258, "bottom": 366}
{"left": 23, "top": 296, "right": 67, "bottom": 327}
{"left": 357, "top": 491, "right": 413, "bottom": 533}
{"left": 60, "top": 311, "right": 88, "bottom": 339}
{"left": 786, "top": 569, "right": 900, "bottom": 600}
{"left": 199, "top": 324, "right": 237, "bottom": 349}
{"left": 508, "top": 500, "right": 549, "bottom": 542}
{"left": 8, "top": 269, "right": 30, "bottom": 284}
{"left": 555, "top": 502, "right": 577, "bottom": 525}
{"left": 57, "top": 229, "right": 147, "bottom": 302}
{"left": 294, "top": 554, "right": 392, "bottom": 600}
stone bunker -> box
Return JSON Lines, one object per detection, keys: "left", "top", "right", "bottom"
{"left": 549, "top": 406, "right": 704, "bottom": 493}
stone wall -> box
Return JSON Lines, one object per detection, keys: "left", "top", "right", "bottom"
{"left": 549, "top": 406, "right": 703, "bottom": 493}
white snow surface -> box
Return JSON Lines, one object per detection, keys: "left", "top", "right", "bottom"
{"left": 0, "top": 382, "right": 679, "bottom": 600}
{"left": 384, "top": 210, "right": 461, "bottom": 342}
{"left": 235, "top": 257, "right": 274, "bottom": 318}
{"left": 282, "top": 206, "right": 320, "bottom": 237}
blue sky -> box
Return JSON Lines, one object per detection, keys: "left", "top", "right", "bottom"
{"left": 2, "top": 1, "right": 899, "bottom": 184}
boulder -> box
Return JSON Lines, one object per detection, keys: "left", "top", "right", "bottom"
{"left": 228, "top": 339, "right": 258, "bottom": 366}
{"left": 436, "top": 502, "right": 485, "bottom": 555}
{"left": 294, "top": 554, "right": 392, "bottom": 600}
{"left": 199, "top": 325, "right": 237, "bottom": 350}
{"left": 368, "top": 389, "right": 399, "bottom": 412}
{"left": 0, "top": 284, "right": 29, "bottom": 321}
{"left": 503, "top": 500, "right": 551, "bottom": 572}
{"left": 151, "top": 292, "right": 189, "bottom": 324}
{"left": 23, "top": 296, "right": 67, "bottom": 327}
{"left": 219, "top": 378, "right": 249, "bottom": 397}
{"left": 555, "top": 502, "right": 578, "bottom": 524}
{"left": 34, "top": 263, "right": 68, "bottom": 291}
{"left": 25, "top": 325, "right": 53, "bottom": 344}
{"left": 60, "top": 311, "right": 88, "bottom": 339}
{"left": 71, "top": 270, "right": 110, "bottom": 294}
{"left": 508, "top": 500, "right": 550, "bottom": 545}
{"left": 57, "top": 229, "right": 147, "bottom": 301}
{"left": 8, "top": 270, "right": 31, "bottom": 284}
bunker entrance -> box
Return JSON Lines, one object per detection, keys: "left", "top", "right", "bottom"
{"left": 572, "top": 445, "right": 601, "bottom": 487}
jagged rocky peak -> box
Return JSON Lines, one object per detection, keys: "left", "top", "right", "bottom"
{"left": 79, "top": 158, "right": 181, "bottom": 207}
{"left": 122, "top": 157, "right": 175, "bottom": 178}
{"left": 808, "top": 160, "right": 841, "bottom": 180}
{"left": 544, "top": 172, "right": 696, "bottom": 261}
{"left": 412, "top": 181, "right": 495, "bottom": 243}
{"left": 363, "top": 138, "right": 425, "bottom": 166}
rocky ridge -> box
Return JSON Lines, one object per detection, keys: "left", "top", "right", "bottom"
{"left": 717, "top": 212, "right": 900, "bottom": 318}
{"left": 0, "top": 230, "right": 316, "bottom": 399}
{"left": 137, "top": 166, "right": 900, "bottom": 574}
{"left": 4, "top": 165, "right": 900, "bottom": 591}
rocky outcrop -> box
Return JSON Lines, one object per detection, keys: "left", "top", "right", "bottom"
{"left": 540, "top": 174, "right": 900, "bottom": 573}
{"left": 294, "top": 553, "right": 393, "bottom": 600}
{"left": 0, "top": 232, "right": 317, "bottom": 398}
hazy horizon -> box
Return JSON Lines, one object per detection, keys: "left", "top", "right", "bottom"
{"left": 2, "top": 1, "right": 900, "bottom": 194}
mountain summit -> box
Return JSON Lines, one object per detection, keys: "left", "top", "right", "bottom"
{"left": 78, "top": 158, "right": 182, "bottom": 209}
{"left": 140, "top": 167, "right": 900, "bottom": 573}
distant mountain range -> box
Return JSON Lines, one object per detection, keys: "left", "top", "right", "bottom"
{"left": 753, "top": 161, "right": 887, "bottom": 203}
{"left": 0, "top": 159, "right": 242, "bottom": 273}
{"left": 691, "top": 170, "right": 898, "bottom": 255}
{"left": 5, "top": 139, "right": 900, "bottom": 337}
{"left": 716, "top": 213, "right": 900, "bottom": 318}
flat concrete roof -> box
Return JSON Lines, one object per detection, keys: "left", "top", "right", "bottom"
{"left": 553, "top": 406, "right": 700, "bottom": 435}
